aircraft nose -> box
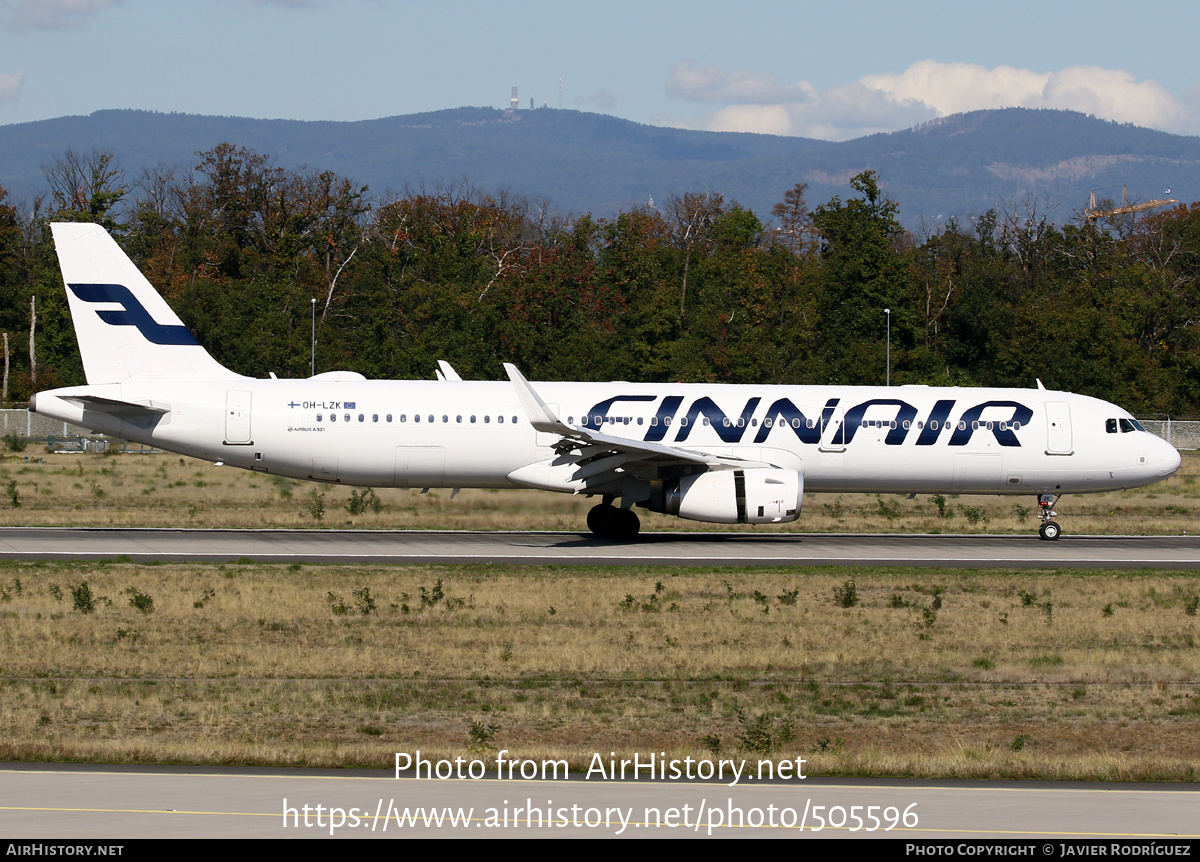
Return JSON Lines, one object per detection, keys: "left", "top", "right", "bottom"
{"left": 1157, "top": 437, "right": 1182, "bottom": 478}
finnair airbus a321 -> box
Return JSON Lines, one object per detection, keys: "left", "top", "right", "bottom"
{"left": 32, "top": 223, "right": 1181, "bottom": 540}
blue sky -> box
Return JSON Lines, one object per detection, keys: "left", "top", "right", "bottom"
{"left": 1, "top": 0, "right": 1198, "bottom": 140}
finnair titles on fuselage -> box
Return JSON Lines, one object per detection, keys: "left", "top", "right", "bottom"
{"left": 31, "top": 223, "right": 1181, "bottom": 540}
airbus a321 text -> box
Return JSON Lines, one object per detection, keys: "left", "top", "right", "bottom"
{"left": 32, "top": 223, "right": 1181, "bottom": 540}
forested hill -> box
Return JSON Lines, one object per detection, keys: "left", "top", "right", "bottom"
{"left": 1, "top": 106, "right": 1198, "bottom": 229}
{"left": 0, "top": 141, "right": 1198, "bottom": 415}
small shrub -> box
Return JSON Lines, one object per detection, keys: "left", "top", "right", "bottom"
{"left": 6, "top": 480, "right": 19, "bottom": 508}
{"left": 347, "top": 488, "right": 382, "bottom": 515}
{"left": 776, "top": 588, "right": 799, "bottom": 606}
{"left": 468, "top": 720, "right": 499, "bottom": 751}
{"left": 123, "top": 587, "right": 155, "bottom": 614}
{"left": 419, "top": 579, "right": 446, "bottom": 607}
{"left": 734, "top": 708, "right": 776, "bottom": 754}
{"left": 1186, "top": 596, "right": 1199, "bottom": 617}
{"left": 961, "top": 505, "right": 985, "bottom": 525}
{"left": 70, "top": 581, "right": 96, "bottom": 614}
{"left": 308, "top": 491, "right": 326, "bottom": 521}
{"left": 3, "top": 432, "right": 26, "bottom": 453}
{"left": 833, "top": 579, "right": 858, "bottom": 609}
{"left": 327, "top": 591, "right": 349, "bottom": 615}
{"left": 352, "top": 587, "right": 377, "bottom": 615}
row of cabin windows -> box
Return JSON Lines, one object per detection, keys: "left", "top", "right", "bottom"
{"left": 315, "top": 412, "right": 521, "bottom": 425}
{"left": 313, "top": 411, "right": 1020, "bottom": 434}
{"left": 568, "top": 415, "right": 1020, "bottom": 432}
{"left": 1105, "top": 418, "right": 1145, "bottom": 433}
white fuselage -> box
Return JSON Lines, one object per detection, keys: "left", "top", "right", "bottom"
{"left": 32, "top": 378, "right": 1182, "bottom": 498}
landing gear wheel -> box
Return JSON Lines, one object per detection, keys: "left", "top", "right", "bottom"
{"left": 587, "top": 504, "right": 614, "bottom": 536}
{"left": 586, "top": 504, "right": 640, "bottom": 540}
{"left": 1038, "top": 521, "right": 1061, "bottom": 541}
{"left": 612, "top": 507, "right": 641, "bottom": 540}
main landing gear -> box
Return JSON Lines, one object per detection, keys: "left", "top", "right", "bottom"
{"left": 587, "top": 499, "right": 641, "bottom": 540}
{"left": 1037, "top": 493, "right": 1062, "bottom": 541}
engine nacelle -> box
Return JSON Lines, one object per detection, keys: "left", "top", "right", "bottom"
{"left": 645, "top": 468, "right": 803, "bottom": 525}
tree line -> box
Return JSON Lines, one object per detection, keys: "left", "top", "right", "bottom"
{"left": 0, "top": 144, "right": 1197, "bottom": 414}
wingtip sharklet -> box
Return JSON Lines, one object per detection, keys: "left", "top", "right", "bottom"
{"left": 504, "top": 363, "right": 572, "bottom": 434}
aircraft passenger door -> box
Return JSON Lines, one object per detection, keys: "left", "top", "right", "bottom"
{"left": 1045, "top": 402, "right": 1073, "bottom": 455}
{"left": 225, "top": 390, "right": 252, "bottom": 444}
{"left": 819, "top": 406, "right": 847, "bottom": 452}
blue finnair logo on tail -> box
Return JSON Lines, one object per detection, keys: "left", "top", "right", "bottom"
{"left": 68, "top": 283, "right": 199, "bottom": 346}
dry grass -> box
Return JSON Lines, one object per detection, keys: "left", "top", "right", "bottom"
{"left": 1, "top": 561, "right": 1199, "bottom": 781}
{"left": 0, "top": 449, "right": 1195, "bottom": 534}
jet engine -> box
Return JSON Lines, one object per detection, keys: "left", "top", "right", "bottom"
{"left": 643, "top": 468, "right": 803, "bottom": 524}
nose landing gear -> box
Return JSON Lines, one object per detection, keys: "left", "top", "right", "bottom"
{"left": 1037, "top": 494, "right": 1061, "bottom": 540}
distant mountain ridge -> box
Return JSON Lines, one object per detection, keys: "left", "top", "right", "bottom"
{"left": 1, "top": 106, "right": 1197, "bottom": 229}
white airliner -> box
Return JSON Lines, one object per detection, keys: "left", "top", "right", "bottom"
{"left": 32, "top": 223, "right": 1181, "bottom": 540}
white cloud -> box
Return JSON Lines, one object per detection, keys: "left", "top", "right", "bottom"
{"left": 864, "top": 61, "right": 1190, "bottom": 132}
{"left": 666, "top": 60, "right": 815, "bottom": 105}
{"left": 1, "top": 0, "right": 122, "bottom": 31}
{"left": 664, "top": 59, "right": 1199, "bottom": 140}
{"left": 0, "top": 71, "right": 25, "bottom": 104}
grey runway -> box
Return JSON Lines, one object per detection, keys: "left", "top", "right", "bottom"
{"left": 0, "top": 527, "right": 1195, "bottom": 567}
{"left": 2, "top": 764, "right": 1198, "bottom": 839}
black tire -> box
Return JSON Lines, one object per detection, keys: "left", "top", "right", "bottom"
{"left": 612, "top": 507, "right": 641, "bottom": 540}
{"left": 1038, "top": 521, "right": 1061, "bottom": 541}
{"left": 587, "top": 504, "right": 613, "bottom": 536}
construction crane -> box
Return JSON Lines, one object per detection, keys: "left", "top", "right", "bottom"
{"left": 1084, "top": 185, "right": 1177, "bottom": 221}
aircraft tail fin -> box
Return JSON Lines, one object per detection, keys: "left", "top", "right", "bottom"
{"left": 50, "top": 222, "right": 244, "bottom": 385}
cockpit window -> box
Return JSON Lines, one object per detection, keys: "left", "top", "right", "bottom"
{"left": 1106, "top": 418, "right": 1118, "bottom": 433}
{"left": 1119, "top": 418, "right": 1141, "bottom": 433}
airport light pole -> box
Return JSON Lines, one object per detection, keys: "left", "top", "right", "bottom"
{"left": 885, "top": 308, "right": 891, "bottom": 386}
{"left": 310, "top": 298, "right": 316, "bottom": 377}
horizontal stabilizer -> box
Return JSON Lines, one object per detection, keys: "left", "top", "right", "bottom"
{"left": 62, "top": 395, "right": 171, "bottom": 416}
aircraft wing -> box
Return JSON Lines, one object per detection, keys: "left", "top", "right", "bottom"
{"left": 504, "top": 364, "right": 773, "bottom": 494}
